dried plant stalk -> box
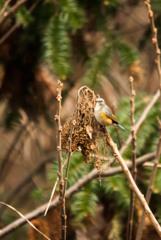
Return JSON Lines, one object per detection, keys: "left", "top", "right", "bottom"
{"left": 127, "top": 76, "right": 137, "bottom": 240}
{"left": 55, "top": 80, "right": 66, "bottom": 240}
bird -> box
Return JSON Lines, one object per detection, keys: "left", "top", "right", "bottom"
{"left": 94, "top": 98, "right": 126, "bottom": 131}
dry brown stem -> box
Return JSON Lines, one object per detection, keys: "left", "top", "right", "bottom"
{"left": 0, "top": 151, "right": 155, "bottom": 239}
{"left": 103, "top": 128, "right": 161, "bottom": 238}
{"left": 127, "top": 76, "right": 137, "bottom": 240}
{"left": 55, "top": 80, "right": 65, "bottom": 240}
{"left": 144, "top": 0, "right": 161, "bottom": 100}
{"left": 136, "top": 118, "right": 161, "bottom": 240}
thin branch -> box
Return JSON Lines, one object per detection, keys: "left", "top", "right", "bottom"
{"left": 144, "top": 1, "right": 161, "bottom": 99}
{"left": 0, "top": 0, "right": 28, "bottom": 26}
{"left": 0, "top": 151, "right": 156, "bottom": 239}
{"left": 136, "top": 118, "right": 161, "bottom": 240}
{"left": 0, "top": 201, "right": 51, "bottom": 240}
{"left": 0, "top": 0, "right": 12, "bottom": 17}
{"left": 127, "top": 76, "right": 137, "bottom": 240}
{"left": 103, "top": 128, "right": 161, "bottom": 238}
{"left": 55, "top": 80, "right": 65, "bottom": 240}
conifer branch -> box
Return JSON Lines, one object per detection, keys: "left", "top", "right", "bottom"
{"left": 127, "top": 76, "right": 136, "bottom": 240}
{"left": 103, "top": 128, "right": 161, "bottom": 238}
{"left": 0, "top": 152, "right": 155, "bottom": 239}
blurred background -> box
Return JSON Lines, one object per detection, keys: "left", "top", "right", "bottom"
{"left": 0, "top": 0, "right": 161, "bottom": 239}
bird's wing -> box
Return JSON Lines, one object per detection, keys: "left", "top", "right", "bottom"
{"left": 104, "top": 109, "right": 118, "bottom": 123}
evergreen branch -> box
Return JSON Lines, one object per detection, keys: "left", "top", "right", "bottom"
{"left": 136, "top": 118, "right": 161, "bottom": 240}
{"left": 0, "top": 151, "right": 156, "bottom": 239}
{"left": 127, "top": 76, "right": 136, "bottom": 240}
{"left": 0, "top": 0, "right": 28, "bottom": 26}
{"left": 103, "top": 128, "right": 161, "bottom": 238}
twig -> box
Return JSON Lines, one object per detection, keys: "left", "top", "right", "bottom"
{"left": 144, "top": 1, "right": 161, "bottom": 101}
{"left": 103, "top": 128, "right": 161, "bottom": 238}
{"left": 135, "top": 2, "right": 161, "bottom": 239}
{"left": 55, "top": 80, "right": 65, "bottom": 240}
{"left": 0, "top": 0, "right": 28, "bottom": 26}
{"left": 136, "top": 118, "right": 161, "bottom": 240}
{"left": 0, "top": 0, "right": 12, "bottom": 17}
{"left": 0, "top": 201, "right": 51, "bottom": 240}
{"left": 0, "top": 151, "right": 156, "bottom": 239}
{"left": 127, "top": 76, "right": 137, "bottom": 240}
{"left": 143, "top": 162, "right": 161, "bottom": 168}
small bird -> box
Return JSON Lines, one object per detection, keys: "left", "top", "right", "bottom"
{"left": 94, "top": 98, "right": 126, "bottom": 131}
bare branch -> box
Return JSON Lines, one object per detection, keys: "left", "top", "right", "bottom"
{"left": 127, "top": 76, "right": 137, "bottom": 240}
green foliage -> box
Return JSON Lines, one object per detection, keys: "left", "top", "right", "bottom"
{"left": 116, "top": 40, "right": 138, "bottom": 69}
{"left": 83, "top": 44, "right": 113, "bottom": 88}
{"left": 31, "top": 187, "right": 46, "bottom": 204}
{"left": 15, "top": 7, "right": 33, "bottom": 28}
{"left": 4, "top": 109, "right": 22, "bottom": 131}
{"left": 58, "top": 0, "right": 85, "bottom": 33}
{"left": 43, "top": 15, "right": 72, "bottom": 79}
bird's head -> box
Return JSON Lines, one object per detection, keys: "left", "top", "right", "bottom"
{"left": 95, "top": 98, "right": 105, "bottom": 106}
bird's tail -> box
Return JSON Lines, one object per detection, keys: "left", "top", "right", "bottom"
{"left": 117, "top": 123, "right": 126, "bottom": 131}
